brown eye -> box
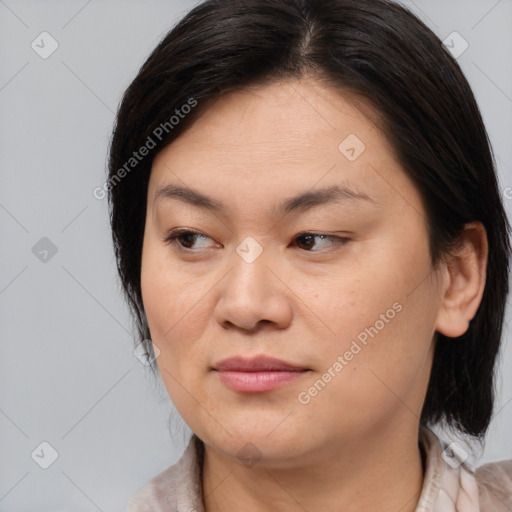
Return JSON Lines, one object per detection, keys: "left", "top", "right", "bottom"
{"left": 163, "top": 229, "right": 219, "bottom": 250}
{"left": 293, "top": 233, "right": 350, "bottom": 252}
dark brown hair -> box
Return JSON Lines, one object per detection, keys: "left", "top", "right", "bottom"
{"left": 107, "top": 0, "right": 511, "bottom": 438}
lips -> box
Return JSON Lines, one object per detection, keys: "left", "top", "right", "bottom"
{"left": 213, "top": 355, "right": 308, "bottom": 372}
{"left": 212, "top": 355, "right": 309, "bottom": 393}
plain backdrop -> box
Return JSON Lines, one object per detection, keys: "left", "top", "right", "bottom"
{"left": 1, "top": 0, "right": 511, "bottom": 510}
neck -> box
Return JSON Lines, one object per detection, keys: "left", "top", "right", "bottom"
{"left": 201, "top": 422, "right": 425, "bottom": 512}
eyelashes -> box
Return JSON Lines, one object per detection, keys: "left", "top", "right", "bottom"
{"left": 163, "top": 228, "right": 350, "bottom": 253}
{"left": 294, "top": 233, "right": 350, "bottom": 251}
{"left": 163, "top": 229, "right": 220, "bottom": 250}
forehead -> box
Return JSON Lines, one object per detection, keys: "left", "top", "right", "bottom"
{"left": 158, "top": 77, "right": 381, "bottom": 155}
{"left": 148, "top": 77, "right": 423, "bottom": 217}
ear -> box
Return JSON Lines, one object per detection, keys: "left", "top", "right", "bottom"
{"left": 435, "top": 222, "right": 488, "bottom": 338}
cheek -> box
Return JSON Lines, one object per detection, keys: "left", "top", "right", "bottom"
{"left": 299, "top": 237, "right": 437, "bottom": 411}
{"left": 303, "top": 245, "right": 420, "bottom": 348}
{"left": 142, "top": 230, "right": 200, "bottom": 328}
{"left": 296, "top": 299, "right": 435, "bottom": 438}
{"left": 141, "top": 247, "right": 209, "bottom": 418}
{"left": 141, "top": 238, "right": 206, "bottom": 368}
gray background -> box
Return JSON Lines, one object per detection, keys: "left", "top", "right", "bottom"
{"left": 0, "top": 0, "right": 511, "bottom": 510}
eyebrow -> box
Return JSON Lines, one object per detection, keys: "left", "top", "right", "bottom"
{"left": 154, "top": 183, "right": 374, "bottom": 217}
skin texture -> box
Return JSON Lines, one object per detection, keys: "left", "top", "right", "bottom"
{"left": 140, "top": 77, "right": 488, "bottom": 512}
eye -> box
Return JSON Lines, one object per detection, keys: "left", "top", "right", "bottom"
{"left": 293, "top": 232, "right": 350, "bottom": 252}
{"left": 163, "top": 229, "right": 220, "bottom": 250}
{"left": 163, "top": 229, "right": 350, "bottom": 253}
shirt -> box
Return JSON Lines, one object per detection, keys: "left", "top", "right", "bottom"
{"left": 126, "top": 427, "right": 512, "bottom": 511}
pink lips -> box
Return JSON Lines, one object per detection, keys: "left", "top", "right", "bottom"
{"left": 213, "top": 356, "right": 309, "bottom": 393}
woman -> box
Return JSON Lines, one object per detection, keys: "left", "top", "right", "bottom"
{"left": 107, "top": 0, "right": 512, "bottom": 510}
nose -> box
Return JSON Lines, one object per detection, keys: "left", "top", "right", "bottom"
{"left": 214, "top": 246, "right": 293, "bottom": 332}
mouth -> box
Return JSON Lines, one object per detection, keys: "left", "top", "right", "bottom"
{"left": 212, "top": 355, "right": 310, "bottom": 393}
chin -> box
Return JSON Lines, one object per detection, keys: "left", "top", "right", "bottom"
{"left": 198, "top": 420, "right": 314, "bottom": 467}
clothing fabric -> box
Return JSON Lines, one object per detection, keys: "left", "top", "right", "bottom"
{"left": 126, "top": 428, "right": 512, "bottom": 511}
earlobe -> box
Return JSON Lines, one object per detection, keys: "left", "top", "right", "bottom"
{"left": 434, "top": 222, "right": 488, "bottom": 339}
{"left": 436, "top": 308, "right": 471, "bottom": 338}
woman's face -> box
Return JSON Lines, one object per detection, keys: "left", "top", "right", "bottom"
{"left": 141, "top": 77, "right": 446, "bottom": 466}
